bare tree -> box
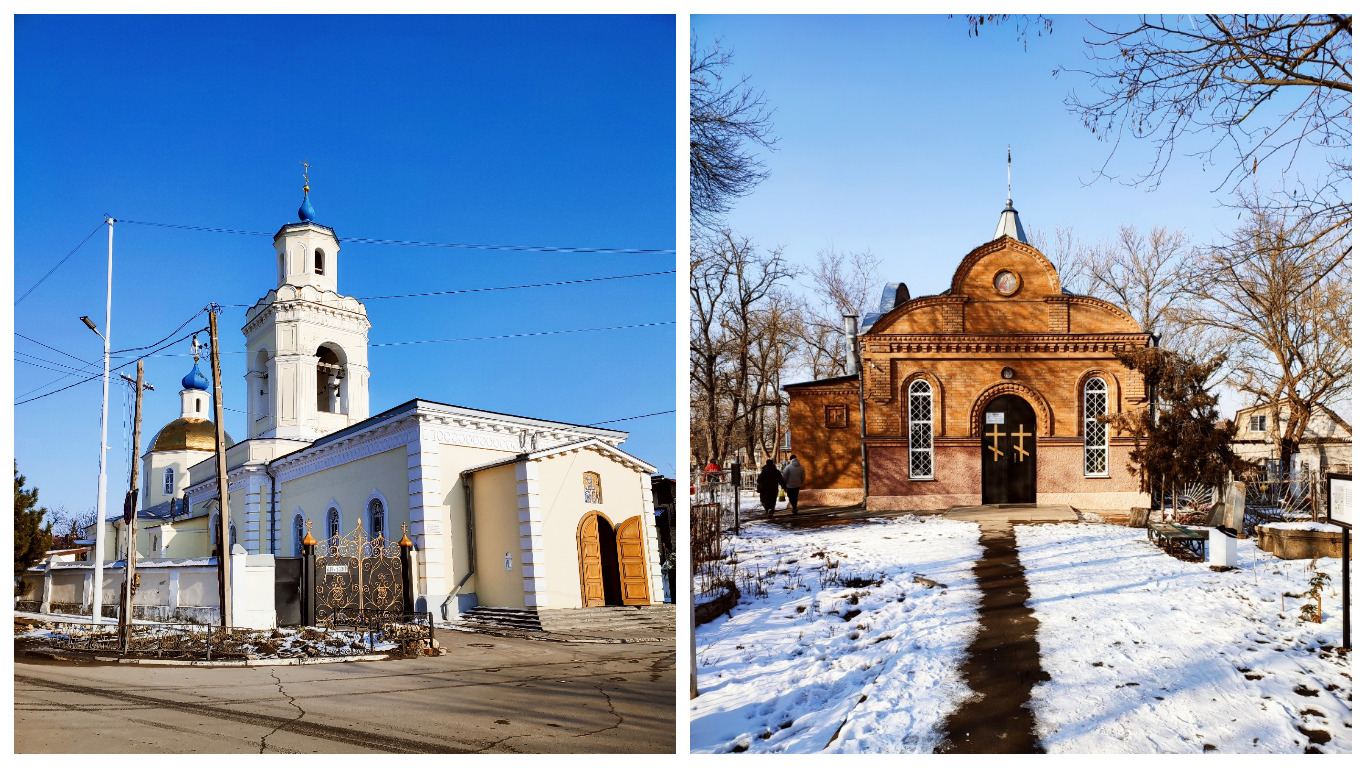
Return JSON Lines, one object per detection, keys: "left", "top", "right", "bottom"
{"left": 960, "top": 14, "right": 1055, "bottom": 50}
{"left": 1064, "top": 15, "right": 1351, "bottom": 190}
{"left": 1181, "top": 189, "right": 1351, "bottom": 474}
{"left": 690, "top": 38, "right": 778, "bottom": 232}
{"left": 1027, "top": 224, "right": 1100, "bottom": 296}
{"left": 794, "top": 248, "right": 883, "bottom": 380}
{"left": 689, "top": 231, "right": 795, "bottom": 468}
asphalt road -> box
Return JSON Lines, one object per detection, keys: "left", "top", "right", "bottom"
{"left": 14, "top": 628, "right": 675, "bottom": 753}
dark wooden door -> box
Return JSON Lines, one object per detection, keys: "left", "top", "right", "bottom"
{"left": 981, "top": 394, "right": 1037, "bottom": 504}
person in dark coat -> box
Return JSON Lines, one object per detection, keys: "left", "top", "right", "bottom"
{"left": 756, "top": 459, "right": 783, "bottom": 517}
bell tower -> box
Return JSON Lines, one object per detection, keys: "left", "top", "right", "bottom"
{"left": 242, "top": 165, "right": 371, "bottom": 441}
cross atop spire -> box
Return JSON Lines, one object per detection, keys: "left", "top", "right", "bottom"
{"left": 1006, "top": 145, "right": 1013, "bottom": 205}
{"left": 300, "top": 159, "right": 312, "bottom": 194}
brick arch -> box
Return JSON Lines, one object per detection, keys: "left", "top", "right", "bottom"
{"left": 969, "top": 381, "right": 1054, "bottom": 437}
{"left": 949, "top": 237, "right": 1061, "bottom": 296}
{"left": 899, "top": 371, "right": 946, "bottom": 437}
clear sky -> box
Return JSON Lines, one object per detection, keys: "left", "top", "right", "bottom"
{"left": 11, "top": 14, "right": 677, "bottom": 519}
{"left": 691, "top": 14, "right": 1348, "bottom": 416}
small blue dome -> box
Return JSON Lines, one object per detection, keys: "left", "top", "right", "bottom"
{"left": 182, "top": 360, "right": 209, "bottom": 391}
{"left": 298, "top": 193, "right": 316, "bottom": 222}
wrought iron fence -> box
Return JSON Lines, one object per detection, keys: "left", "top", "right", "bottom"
{"left": 40, "top": 620, "right": 393, "bottom": 660}
{"left": 314, "top": 520, "right": 407, "bottom": 626}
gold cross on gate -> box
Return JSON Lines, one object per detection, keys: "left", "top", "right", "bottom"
{"left": 985, "top": 425, "right": 1005, "bottom": 462}
{"left": 1012, "top": 425, "right": 1032, "bottom": 460}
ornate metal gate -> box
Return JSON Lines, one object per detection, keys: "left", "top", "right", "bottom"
{"left": 310, "top": 519, "right": 410, "bottom": 625}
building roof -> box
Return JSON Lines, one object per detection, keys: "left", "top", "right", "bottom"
{"left": 461, "top": 436, "right": 658, "bottom": 476}
{"left": 782, "top": 375, "right": 858, "bottom": 391}
{"left": 993, "top": 200, "right": 1028, "bottom": 243}
{"left": 148, "top": 417, "right": 234, "bottom": 453}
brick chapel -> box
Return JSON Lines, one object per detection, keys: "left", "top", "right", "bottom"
{"left": 784, "top": 196, "right": 1153, "bottom": 512}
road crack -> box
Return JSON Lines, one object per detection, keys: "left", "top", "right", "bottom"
{"left": 574, "top": 682, "right": 624, "bottom": 738}
{"left": 259, "top": 670, "right": 306, "bottom": 754}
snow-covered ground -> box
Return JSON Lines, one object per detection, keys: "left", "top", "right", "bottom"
{"left": 16, "top": 618, "right": 400, "bottom": 658}
{"left": 1017, "top": 523, "right": 1352, "bottom": 753}
{"left": 690, "top": 515, "right": 983, "bottom": 753}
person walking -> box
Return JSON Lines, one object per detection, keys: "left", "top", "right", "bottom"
{"left": 781, "top": 454, "right": 806, "bottom": 514}
{"left": 756, "top": 458, "right": 782, "bottom": 517}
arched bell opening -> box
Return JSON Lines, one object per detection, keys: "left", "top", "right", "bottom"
{"left": 315, "top": 345, "right": 348, "bottom": 415}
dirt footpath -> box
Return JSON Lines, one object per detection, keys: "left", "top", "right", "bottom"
{"left": 14, "top": 627, "right": 674, "bottom": 753}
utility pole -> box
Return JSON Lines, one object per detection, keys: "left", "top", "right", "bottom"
{"left": 209, "top": 307, "right": 234, "bottom": 628}
{"left": 118, "top": 363, "right": 152, "bottom": 652}
{"left": 89, "top": 217, "right": 115, "bottom": 626}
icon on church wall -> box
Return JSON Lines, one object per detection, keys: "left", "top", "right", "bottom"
{"left": 993, "top": 268, "right": 1021, "bottom": 296}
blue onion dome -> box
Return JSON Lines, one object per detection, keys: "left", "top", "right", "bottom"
{"left": 182, "top": 360, "right": 210, "bottom": 391}
{"left": 298, "top": 191, "right": 316, "bottom": 222}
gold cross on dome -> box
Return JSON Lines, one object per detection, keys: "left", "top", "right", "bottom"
{"left": 985, "top": 425, "right": 1005, "bottom": 462}
{"left": 300, "top": 159, "right": 312, "bottom": 184}
{"left": 1012, "top": 425, "right": 1032, "bottom": 459}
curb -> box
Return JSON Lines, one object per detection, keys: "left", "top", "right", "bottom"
{"left": 26, "top": 647, "right": 394, "bottom": 667}
{"left": 442, "top": 625, "right": 668, "bottom": 644}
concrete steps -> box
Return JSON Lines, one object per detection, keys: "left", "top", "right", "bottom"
{"left": 455, "top": 606, "right": 544, "bottom": 633}
{"left": 538, "top": 604, "right": 675, "bottom": 634}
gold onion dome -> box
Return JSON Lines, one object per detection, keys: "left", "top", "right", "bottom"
{"left": 149, "top": 418, "right": 234, "bottom": 453}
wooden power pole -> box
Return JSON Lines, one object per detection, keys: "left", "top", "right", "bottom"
{"left": 209, "top": 307, "right": 234, "bottom": 628}
{"left": 118, "top": 362, "right": 152, "bottom": 652}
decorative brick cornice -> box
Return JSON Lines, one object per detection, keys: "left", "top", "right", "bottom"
{"left": 865, "top": 333, "right": 1149, "bottom": 355}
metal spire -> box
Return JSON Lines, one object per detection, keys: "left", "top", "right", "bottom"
{"left": 1007, "top": 145, "right": 1013, "bottom": 205}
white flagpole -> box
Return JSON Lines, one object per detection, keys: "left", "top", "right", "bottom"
{"left": 91, "top": 218, "right": 114, "bottom": 626}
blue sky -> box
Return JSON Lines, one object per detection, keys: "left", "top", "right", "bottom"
{"left": 11, "top": 14, "right": 677, "bottom": 518}
{"left": 690, "top": 14, "right": 1349, "bottom": 418}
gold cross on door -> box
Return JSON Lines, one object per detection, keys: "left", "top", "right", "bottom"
{"left": 1012, "top": 425, "right": 1032, "bottom": 460}
{"left": 985, "top": 425, "right": 1005, "bottom": 462}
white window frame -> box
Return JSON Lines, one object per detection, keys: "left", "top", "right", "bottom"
{"left": 1083, "top": 377, "right": 1109, "bottom": 478}
{"left": 907, "top": 379, "right": 934, "bottom": 480}
{"left": 1250, "top": 414, "right": 1267, "bottom": 433}
{"left": 368, "top": 498, "right": 386, "bottom": 540}
{"left": 163, "top": 467, "right": 175, "bottom": 495}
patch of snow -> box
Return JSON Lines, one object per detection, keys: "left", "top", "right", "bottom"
{"left": 1017, "top": 523, "right": 1351, "bottom": 754}
{"left": 1259, "top": 522, "right": 1341, "bottom": 533}
{"left": 690, "top": 515, "right": 983, "bottom": 753}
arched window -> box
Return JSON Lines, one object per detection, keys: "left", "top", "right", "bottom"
{"left": 278, "top": 251, "right": 286, "bottom": 282}
{"left": 583, "top": 472, "right": 603, "bottom": 504}
{"left": 1084, "top": 377, "right": 1109, "bottom": 477}
{"left": 163, "top": 467, "right": 175, "bottom": 495}
{"left": 150, "top": 534, "right": 159, "bottom": 556}
{"left": 314, "top": 248, "right": 325, "bottom": 275}
{"left": 293, "top": 513, "right": 306, "bottom": 556}
{"left": 327, "top": 508, "right": 340, "bottom": 539}
{"left": 368, "top": 498, "right": 385, "bottom": 539}
{"left": 210, "top": 511, "right": 220, "bottom": 548}
{"left": 316, "top": 346, "right": 344, "bottom": 414}
{"left": 229, "top": 522, "right": 238, "bottom": 549}
{"left": 907, "top": 379, "right": 933, "bottom": 479}
{"left": 195, "top": 396, "right": 202, "bottom": 415}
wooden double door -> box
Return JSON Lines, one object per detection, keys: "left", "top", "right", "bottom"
{"left": 981, "top": 394, "right": 1037, "bottom": 504}
{"left": 577, "top": 513, "right": 651, "bottom": 607}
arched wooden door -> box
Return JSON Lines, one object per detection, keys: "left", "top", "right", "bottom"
{"left": 577, "top": 513, "right": 607, "bottom": 607}
{"left": 981, "top": 394, "right": 1037, "bottom": 504}
{"left": 615, "top": 516, "right": 652, "bottom": 606}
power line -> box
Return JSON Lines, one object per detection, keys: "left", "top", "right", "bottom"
{"left": 111, "top": 307, "right": 207, "bottom": 355}
{"left": 118, "top": 218, "right": 674, "bottom": 255}
{"left": 369, "top": 321, "right": 675, "bottom": 348}
{"left": 15, "top": 327, "right": 206, "bottom": 407}
{"left": 218, "top": 270, "right": 676, "bottom": 307}
{"left": 15, "top": 332, "right": 98, "bottom": 367}
{"left": 588, "top": 410, "right": 675, "bottom": 425}
{"left": 14, "top": 220, "right": 107, "bottom": 305}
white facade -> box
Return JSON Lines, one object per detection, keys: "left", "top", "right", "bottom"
{"left": 244, "top": 221, "right": 371, "bottom": 442}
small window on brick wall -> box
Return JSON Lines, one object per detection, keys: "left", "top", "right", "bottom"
{"left": 825, "top": 404, "right": 848, "bottom": 429}
{"left": 907, "top": 380, "right": 933, "bottom": 479}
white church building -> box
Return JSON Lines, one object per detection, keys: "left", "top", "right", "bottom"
{"left": 114, "top": 187, "right": 665, "bottom": 618}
